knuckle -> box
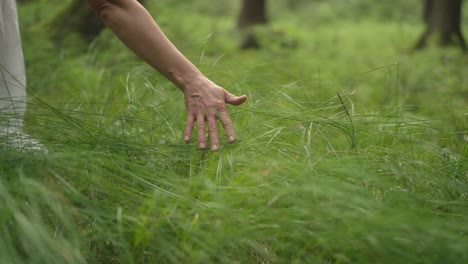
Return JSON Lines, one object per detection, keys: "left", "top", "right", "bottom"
{"left": 217, "top": 102, "right": 226, "bottom": 110}
{"left": 221, "top": 118, "right": 232, "bottom": 126}
{"left": 208, "top": 124, "right": 217, "bottom": 132}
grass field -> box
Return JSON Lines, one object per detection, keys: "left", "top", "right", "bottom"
{"left": 2, "top": 0, "right": 467, "bottom": 263}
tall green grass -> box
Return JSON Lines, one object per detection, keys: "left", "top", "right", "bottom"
{"left": 2, "top": 0, "right": 466, "bottom": 263}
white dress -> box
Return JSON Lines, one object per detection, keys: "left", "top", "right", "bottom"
{"left": 0, "top": 0, "right": 46, "bottom": 152}
{"left": 0, "top": 0, "right": 27, "bottom": 131}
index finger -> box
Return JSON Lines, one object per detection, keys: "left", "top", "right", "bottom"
{"left": 218, "top": 110, "right": 236, "bottom": 143}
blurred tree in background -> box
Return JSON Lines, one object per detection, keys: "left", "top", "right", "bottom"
{"left": 237, "top": 0, "right": 268, "bottom": 49}
{"left": 16, "top": 0, "right": 466, "bottom": 52}
{"left": 415, "top": 0, "right": 466, "bottom": 51}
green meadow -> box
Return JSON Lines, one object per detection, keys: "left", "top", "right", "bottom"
{"left": 1, "top": 0, "right": 467, "bottom": 263}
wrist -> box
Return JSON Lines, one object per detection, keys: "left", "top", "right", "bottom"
{"left": 168, "top": 67, "right": 206, "bottom": 93}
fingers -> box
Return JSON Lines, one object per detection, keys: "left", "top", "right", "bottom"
{"left": 185, "top": 88, "right": 246, "bottom": 150}
{"left": 186, "top": 113, "right": 219, "bottom": 151}
{"left": 184, "top": 114, "right": 195, "bottom": 142}
{"left": 188, "top": 112, "right": 228, "bottom": 151}
{"left": 225, "top": 92, "right": 247, "bottom": 106}
{"left": 196, "top": 113, "right": 206, "bottom": 150}
{"left": 207, "top": 114, "right": 219, "bottom": 151}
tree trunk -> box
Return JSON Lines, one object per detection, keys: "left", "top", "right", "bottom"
{"left": 415, "top": 0, "right": 466, "bottom": 51}
{"left": 47, "top": 0, "right": 145, "bottom": 42}
{"left": 237, "top": 0, "right": 268, "bottom": 49}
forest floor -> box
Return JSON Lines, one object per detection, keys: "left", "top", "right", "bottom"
{"left": 1, "top": 1, "right": 467, "bottom": 263}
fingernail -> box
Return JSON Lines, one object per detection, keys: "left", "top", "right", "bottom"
{"left": 199, "top": 143, "right": 206, "bottom": 149}
{"left": 211, "top": 144, "right": 218, "bottom": 151}
{"left": 228, "top": 136, "right": 235, "bottom": 142}
{"left": 184, "top": 136, "right": 190, "bottom": 142}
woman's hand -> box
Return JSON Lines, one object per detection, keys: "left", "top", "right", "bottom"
{"left": 85, "top": 0, "right": 246, "bottom": 150}
{"left": 182, "top": 78, "right": 247, "bottom": 151}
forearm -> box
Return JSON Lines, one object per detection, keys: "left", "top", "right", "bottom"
{"left": 85, "top": 0, "right": 202, "bottom": 92}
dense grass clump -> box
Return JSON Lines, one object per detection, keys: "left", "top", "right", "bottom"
{"left": 1, "top": 0, "right": 466, "bottom": 263}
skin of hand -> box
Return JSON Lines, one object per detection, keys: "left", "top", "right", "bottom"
{"left": 85, "top": 0, "right": 247, "bottom": 150}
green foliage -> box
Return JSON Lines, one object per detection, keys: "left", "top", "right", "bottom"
{"left": 3, "top": 0, "right": 467, "bottom": 263}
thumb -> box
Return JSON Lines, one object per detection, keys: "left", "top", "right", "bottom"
{"left": 225, "top": 92, "right": 247, "bottom": 106}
